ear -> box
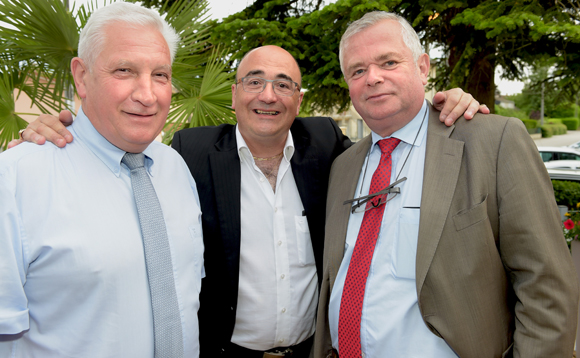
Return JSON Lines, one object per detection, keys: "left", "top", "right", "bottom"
{"left": 417, "top": 53, "right": 430, "bottom": 86}
{"left": 71, "top": 57, "right": 89, "bottom": 99}
{"left": 295, "top": 91, "right": 304, "bottom": 116}
{"left": 231, "top": 83, "right": 237, "bottom": 110}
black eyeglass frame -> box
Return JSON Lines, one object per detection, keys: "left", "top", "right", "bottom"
{"left": 236, "top": 76, "right": 301, "bottom": 97}
{"left": 344, "top": 177, "right": 407, "bottom": 214}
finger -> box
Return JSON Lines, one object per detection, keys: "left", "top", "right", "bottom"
{"left": 479, "top": 104, "right": 490, "bottom": 114}
{"left": 444, "top": 92, "right": 476, "bottom": 125}
{"left": 59, "top": 110, "right": 74, "bottom": 126}
{"left": 435, "top": 89, "right": 462, "bottom": 123}
{"left": 28, "top": 115, "right": 69, "bottom": 147}
{"left": 7, "top": 139, "right": 23, "bottom": 149}
{"left": 462, "top": 100, "right": 481, "bottom": 120}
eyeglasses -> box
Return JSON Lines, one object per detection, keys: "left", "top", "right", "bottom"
{"left": 237, "top": 76, "right": 301, "bottom": 97}
{"left": 344, "top": 177, "right": 407, "bottom": 214}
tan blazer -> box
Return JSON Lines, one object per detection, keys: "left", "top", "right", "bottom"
{"left": 314, "top": 105, "right": 579, "bottom": 358}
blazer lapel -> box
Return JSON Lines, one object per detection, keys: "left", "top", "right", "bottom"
{"left": 327, "top": 136, "right": 372, "bottom": 288}
{"left": 209, "top": 127, "right": 242, "bottom": 292}
{"left": 291, "top": 130, "right": 319, "bottom": 219}
{"left": 416, "top": 106, "right": 464, "bottom": 295}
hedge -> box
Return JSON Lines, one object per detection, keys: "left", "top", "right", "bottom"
{"left": 541, "top": 124, "right": 568, "bottom": 137}
{"left": 561, "top": 117, "right": 579, "bottom": 130}
{"left": 552, "top": 180, "right": 580, "bottom": 209}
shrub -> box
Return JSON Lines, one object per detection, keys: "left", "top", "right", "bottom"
{"left": 495, "top": 106, "right": 529, "bottom": 120}
{"left": 552, "top": 180, "right": 580, "bottom": 209}
{"left": 521, "top": 119, "right": 538, "bottom": 130}
{"left": 541, "top": 125, "right": 554, "bottom": 138}
{"left": 561, "top": 117, "right": 579, "bottom": 130}
{"left": 542, "top": 123, "right": 568, "bottom": 136}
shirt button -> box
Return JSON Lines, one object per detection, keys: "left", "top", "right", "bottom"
{"left": 279, "top": 339, "right": 284, "bottom": 344}
{"left": 274, "top": 207, "right": 278, "bottom": 212}
{"left": 280, "top": 274, "right": 285, "bottom": 279}
{"left": 281, "top": 308, "right": 286, "bottom": 313}
{"left": 278, "top": 241, "right": 282, "bottom": 246}
{"left": 260, "top": 177, "right": 265, "bottom": 182}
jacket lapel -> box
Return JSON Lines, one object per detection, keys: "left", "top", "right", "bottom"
{"left": 416, "top": 106, "right": 464, "bottom": 295}
{"left": 328, "top": 136, "right": 373, "bottom": 288}
{"left": 209, "top": 127, "right": 242, "bottom": 292}
{"left": 291, "top": 130, "right": 319, "bottom": 218}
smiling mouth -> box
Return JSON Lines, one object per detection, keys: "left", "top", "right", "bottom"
{"left": 254, "top": 109, "right": 280, "bottom": 115}
{"left": 126, "top": 112, "right": 155, "bottom": 117}
{"left": 367, "top": 93, "right": 391, "bottom": 100}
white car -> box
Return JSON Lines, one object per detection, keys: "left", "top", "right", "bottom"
{"left": 544, "top": 160, "right": 580, "bottom": 170}
{"left": 537, "top": 146, "right": 580, "bottom": 162}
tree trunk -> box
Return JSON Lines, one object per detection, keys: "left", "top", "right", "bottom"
{"left": 464, "top": 47, "right": 496, "bottom": 114}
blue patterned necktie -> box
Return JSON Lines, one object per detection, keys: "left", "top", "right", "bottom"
{"left": 122, "top": 152, "right": 184, "bottom": 358}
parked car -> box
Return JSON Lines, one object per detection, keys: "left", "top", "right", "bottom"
{"left": 545, "top": 160, "right": 580, "bottom": 170}
{"left": 547, "top": 167, "right": 580, "bottom": 181}
{"left": 537, "top": 146, "right": 580, "bottom": 162}
{"left": 568, "top": 141, "right": 580, "bottom": 151}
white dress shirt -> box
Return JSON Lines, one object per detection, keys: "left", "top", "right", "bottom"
{"left": 231, "top": 126, "right": 318, "bottom": 350}
{"left": 0, "top": 109, "right": 204, "bottom": 358}
{"left": 329, "top": 101, "right": 458, "bottom": 357}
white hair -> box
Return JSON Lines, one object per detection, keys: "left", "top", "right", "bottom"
{"left": 78, "top": 2, "right": 180, "bottom": 69}
{"left": 339, "top": 11, "right": 423, "bottom": 75}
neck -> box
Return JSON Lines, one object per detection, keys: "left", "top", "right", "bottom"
{"left": 242, "top": 134, "right": 287, "bottom": 158}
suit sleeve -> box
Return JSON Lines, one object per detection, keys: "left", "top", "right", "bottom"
{"left": 496, "top": 118, "right": 579, "bottom": 357}
{"left": 171, "top": 131, "right": 182, "bottom": 154}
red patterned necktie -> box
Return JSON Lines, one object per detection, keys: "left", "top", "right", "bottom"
{"left": 338, "top": 137, "right": 401, "bottom": 357}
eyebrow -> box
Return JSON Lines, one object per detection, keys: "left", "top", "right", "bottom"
{"left": 346, "top": 52, "right": 398, "bottom": 73}
{"left": 115, "top": 60, "right": 172, "bottom": 74}
{"left": 244, "top": 70, "right": 294, "bottom": 82}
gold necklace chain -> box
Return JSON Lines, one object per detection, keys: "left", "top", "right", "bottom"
{"left": 253, "top": 152, "right": 284, "bottom": 161}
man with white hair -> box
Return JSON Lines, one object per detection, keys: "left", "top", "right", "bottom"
{"left": 0, "top": 3, "right": 203, "bottom": 357}
{"left": 315, "top": 11, "right": 578, "bottom": 358}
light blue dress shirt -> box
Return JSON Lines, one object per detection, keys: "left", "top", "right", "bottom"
{"left": 329, "top": 101, "right": 458, "bottom": 357}
{"left": 0, "top": 108, "right": 204, "bottom": 358}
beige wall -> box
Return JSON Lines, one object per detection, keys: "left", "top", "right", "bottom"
{"left": 14, "top": 88, "right": 81, "bottom": 124}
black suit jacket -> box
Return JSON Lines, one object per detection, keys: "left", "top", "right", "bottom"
{"left": 172, "top": 117, "right": 351, "bottom": 357}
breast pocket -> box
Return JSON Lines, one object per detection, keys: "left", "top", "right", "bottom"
{"left": 453, "top": 195, "right": 488, "bottom": 232}
{"left": 295, "top": 216, "right": 315, "bottom": 266}
{"left": 392, "top": 208, "right": 420, "bottom": 280}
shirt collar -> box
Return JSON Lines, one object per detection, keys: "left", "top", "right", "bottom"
{"left": 370, "top": 99, "right": 429, "bottom": 151}
{"left": 235, "top": 124, "right": 295, "bottom": 164}
{"left": 71, "top": 107, "right": 157, "bottom": 177}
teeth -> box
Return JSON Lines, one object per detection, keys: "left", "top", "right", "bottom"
{"left": 255, "top": 109, "right": 279, "bottom": 115}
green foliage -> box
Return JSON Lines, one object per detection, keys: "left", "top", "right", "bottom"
{"left": 541, "top": 125, "right": 553, "bottom": 138}
{"left": 494, "top": 105, "right": 529, "bottom": 120}
{"left": 552, "top": 180, "right": 580, "bottom": 210}
{"left": 560, "top": 118, "right": 580, "bottom": 130}
{"left": 520, "top": 119, "right": 537, "bottom": 130}
{"left": 541, "top": 123, "right": 567, "bottom": 137}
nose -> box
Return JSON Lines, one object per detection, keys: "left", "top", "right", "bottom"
{"left": 132, "top": 76, "right": 156, "bottom": 106}
{"left": 365, "top": 64, "right": 384, "bottom": 87}
{"left": 257, "top": 81, "right": 277, "bottom": 103}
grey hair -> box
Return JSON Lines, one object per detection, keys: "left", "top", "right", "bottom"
{"left": 339, "top": 11, "right": 423, "bottom": 75}
{"left": 78, "top": 2, "right": 180, "bottom": 69}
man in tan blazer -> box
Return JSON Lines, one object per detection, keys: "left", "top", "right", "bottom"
{"left": 314, "top": 11, "right": 578, "bottom": 358}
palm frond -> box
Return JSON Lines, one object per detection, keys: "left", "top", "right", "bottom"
{"left": 0, "top": 66, "right": 29, "bottom": 149}
{"left": 165, "top": 47, "right": 236, "bottom": 144}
